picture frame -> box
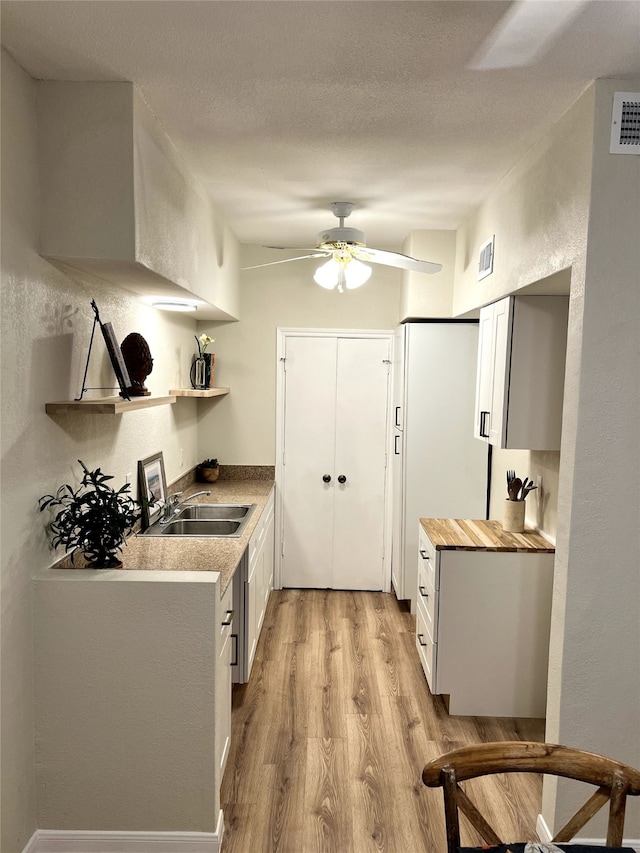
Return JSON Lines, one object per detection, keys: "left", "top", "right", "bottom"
{"left": 100, "top": 320, "right": 132, "bottom": 400}
{"left": 138, "top": 451, "right": 167, "bottom": 529}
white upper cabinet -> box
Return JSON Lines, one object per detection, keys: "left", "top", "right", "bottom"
{"left": 474, "top": 296, "right": 569, "bottom": 450}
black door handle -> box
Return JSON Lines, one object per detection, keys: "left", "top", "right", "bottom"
{"left": 322, "top": 474, "right": 331, "bottom": 483}
{"left": 337, "top": 475, "right": 347, "bottom": 484}
{"left": 479, "top": 411, "right": 490, "bottom": 438}
{"left": 230, "top": 633, "right": 238, "bottom": 667}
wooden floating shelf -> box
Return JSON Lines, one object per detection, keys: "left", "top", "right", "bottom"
{"left": 45, "top": 395, "right": 177, "bottom": 415}
{"left": 169, "top": 388, "right": 230, "bottom": 398}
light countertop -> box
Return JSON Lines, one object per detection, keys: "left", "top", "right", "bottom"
{"left": 55, "top": 477, "right": 275, "bottom": 595}
{"left": 420, "top": 518, "right": 555, "bottom": 553}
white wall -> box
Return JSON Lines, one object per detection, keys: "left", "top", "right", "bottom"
{"left": 542, "top": 78, "right": 640, "bottom": 839}
{"left": 453, "top": 88, "right": 594, "bottom": 315}
{"left": 448, "top": 79, "right": 640, "bottom": 840}
{"left": 490, "top": 449, "right": 561, "bottom": 542}
{"left": 196, "top": 245, "right": 402, "bottom": 465}
{"left": 0, "top": 51, "right": 215, "bottom": 853}
{"left": 399, "top": 229, "right": 456, "bottom": 319}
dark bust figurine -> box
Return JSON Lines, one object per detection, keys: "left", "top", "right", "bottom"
{"left": 120, "top": 333, "right": 153, "bottom": 396}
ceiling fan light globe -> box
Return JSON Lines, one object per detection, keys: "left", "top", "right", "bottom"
{"left": 314, "top": 259, "right": 339, "bottom": 289}
{"left": 345, "top": 260, "right": 372, "bottom": 289}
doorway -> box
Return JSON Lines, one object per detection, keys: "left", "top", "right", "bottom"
{"left": 276, "top": 329, "right": 393, "bottom": 591}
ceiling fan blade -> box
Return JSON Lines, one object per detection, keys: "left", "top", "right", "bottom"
{"left": 242, "top": 252, "right": 330, "bottom": 271}
{"left": 469, "top": 0, "right": 588, "bottom": 69}
{"left": 264, "top": 245, "right": 325, "bottom": 252}
{"left": 353, "top": 246, "right": 442, "bottom": 275}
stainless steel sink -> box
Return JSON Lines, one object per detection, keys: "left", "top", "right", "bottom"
{"left": 160, "top": 519, "right": 242, "bottom": 536}
{"left": 176, "top": 504, "right": 252, "bottom": 521}
{"left": 142, "top": 503, "right": 256, "bottom": 537}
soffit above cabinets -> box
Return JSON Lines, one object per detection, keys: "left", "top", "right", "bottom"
{"left": 37, "top": 81, "right": 239, "bottom": 322}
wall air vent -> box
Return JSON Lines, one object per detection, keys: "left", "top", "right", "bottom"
{"left": 478, "top": 235, "right": 494, "bottom": 281}
{"left": 610, "top": 92, "right": 640, "bottom": 155}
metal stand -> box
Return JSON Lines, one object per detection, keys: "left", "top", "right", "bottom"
{"left": 74, "top": 302, "right": 129, "bottom": 401}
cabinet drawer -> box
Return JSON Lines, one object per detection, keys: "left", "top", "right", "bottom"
{"left": 416, "top": 563, "right": 437, "bottom": 641}
{"left": 416, "top": 606, "right": 437, "bottom": 693}
{"left": 418, "top": 526, "right": 439, "bottom": 589}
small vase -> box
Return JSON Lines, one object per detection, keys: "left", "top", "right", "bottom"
{"left": 503, "top": 499, "right": 526, "bottom": 533}
{"left": 190, "top": 352, "right": 215, "bottom": 389}
{"left": 203, "top": 353, "right": 215, "bottom": 389}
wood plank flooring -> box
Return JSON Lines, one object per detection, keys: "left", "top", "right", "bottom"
{"left": 220, "top": 589, "right": 545, "bottom": 852}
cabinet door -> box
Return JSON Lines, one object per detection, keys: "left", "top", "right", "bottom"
{"left": 488, "top": 297, "right": 513, "bottom": 446}
{"left": 333, "top": 336, "right": 390, "bottom": 590}
{"left": 281, "top": 336, "right": 337, "bottom": 588}
{"left": 392, "top": 325, "right": 406, "bottom": 430}
{"left": 216, "top": 583, "right": 233, "bottom": 776}
{"left": 246, "top": 531, "right": 261, "bottom": 679}
{"left": 390, "top": 428, "right": 404, "bottom": 597}
{"left": 474, "top": 306, "right": 495, "bottom": 441}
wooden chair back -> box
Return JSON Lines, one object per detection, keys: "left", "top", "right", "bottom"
{"left": 422, "top": 741, "right": 640, "bottom": 852}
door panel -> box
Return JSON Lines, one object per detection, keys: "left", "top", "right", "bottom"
{"left": 281, "top": 336, "right": 337, "bottom": 588}
{"left": 333, "top": 337, "right": 390, "bottom": 590}
{"left": 281, "top": 334, "right": 390, "bottom": 591}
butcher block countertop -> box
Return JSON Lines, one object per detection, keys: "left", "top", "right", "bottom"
{"left": 420, "top": 518, "right": 555, "bottom": 553}
{"left": 52, "top": 473, "right": 275, "bottom": 595}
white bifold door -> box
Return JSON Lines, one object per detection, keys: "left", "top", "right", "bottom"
{"left": 280, "top": 332, "right": 391, "bottom": 591}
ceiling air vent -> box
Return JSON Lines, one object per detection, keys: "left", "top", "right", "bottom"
{"left": 478, "top": 235, "right": 494, "bottom": 281}
{"left": 610, "top": 92, "right": 640, "bottom": 155}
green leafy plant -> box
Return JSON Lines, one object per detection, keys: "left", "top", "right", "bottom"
{"left": 39, "top": 460, "right": 141, "bottom": 568}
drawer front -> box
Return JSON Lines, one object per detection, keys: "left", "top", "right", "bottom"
{"left": 249, "top": 489, "right": 275, "bottom": 565}
{"left": 418, "top": 526, "right": 439, "bottom": 590}
{"left": 416, "top": 606, "right": 437, "bottom": 693}
{"left": 416, "top": 562, "right": 437, "bottom": 641}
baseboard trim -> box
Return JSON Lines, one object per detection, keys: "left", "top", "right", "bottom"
{"left": 22, "top": 832, "right": 40, "bottom": 853}
{"left": 536, "top": 813, "right": 640, "bottom": 851}
{"left": 24, "top": 812, "right": 224, "bottom": 853}
{"left": 536, "top": 813, "right": 552, "bottom": 842}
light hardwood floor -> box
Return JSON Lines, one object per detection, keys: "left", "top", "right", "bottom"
{"left": 220, "top": 589, "right": 545, "bottom": 852}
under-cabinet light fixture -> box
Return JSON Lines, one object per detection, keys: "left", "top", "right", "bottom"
{"left": 151, "top": 299, "right": 199, "bottom": 312}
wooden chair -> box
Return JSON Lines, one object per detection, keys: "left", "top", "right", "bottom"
{"left": 422, "top": 741, "right": 640, "bottom": 852}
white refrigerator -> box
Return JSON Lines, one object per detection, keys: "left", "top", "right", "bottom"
{"left": 391, "top": 322, "right": 488, "bottom": 612}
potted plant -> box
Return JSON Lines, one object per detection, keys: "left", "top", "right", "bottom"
{"left": 196, "top": 457, "right": 220, "bottom": 483}
{"left": 39, "top": 460, "right": 141, "bottom": 568}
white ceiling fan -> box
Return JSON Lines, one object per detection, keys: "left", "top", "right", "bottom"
{"left": 242, "top": 202, "right": 442, "bottom": 292}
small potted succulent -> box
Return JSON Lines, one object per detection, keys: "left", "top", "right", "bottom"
{"left": 39, "top": 460, "right": 140, "bottom": 568}
{"left": 196, "top": 457, "right": 220, "bottom": 483}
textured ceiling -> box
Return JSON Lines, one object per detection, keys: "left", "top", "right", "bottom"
{"left": 2, "top": 1, "right": 639, "bottom": 250}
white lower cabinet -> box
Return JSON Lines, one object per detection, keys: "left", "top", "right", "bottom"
{"left": 416, "top": 522, "right": 554, "bottom": 717}
{"left": 245, "top": 489, "right": 275, "bottom": 680}
{"left": 216, "top": 580, "right": 234, "bottom": 777}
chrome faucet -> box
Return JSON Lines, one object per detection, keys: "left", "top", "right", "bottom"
{"left": 160, "top": 490, "right": 211, "bottom": 523}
